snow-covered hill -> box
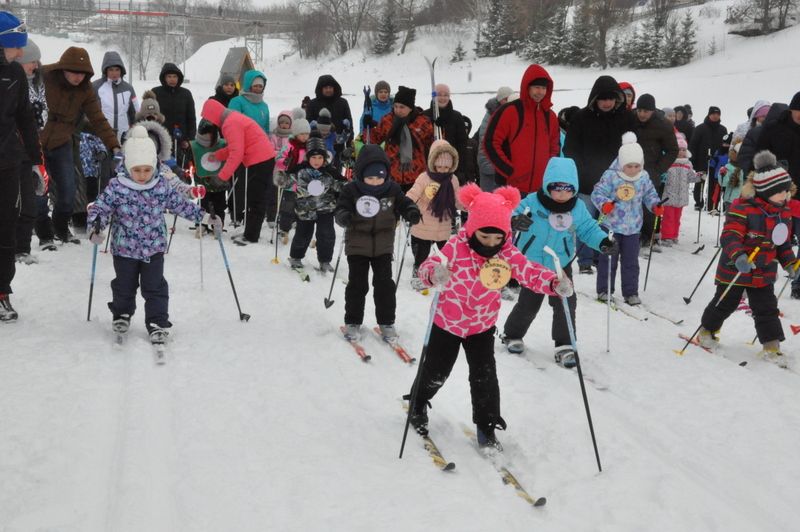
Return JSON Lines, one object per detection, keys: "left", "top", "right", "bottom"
{"left": 4, "top": 3, "right": 800, "bottom": 530}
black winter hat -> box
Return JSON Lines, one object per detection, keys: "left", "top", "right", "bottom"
{"left": 636, "top": 94, "right": 656, "bottom": 111}
{"left": 790, "top": 91, "right": 800, "bottom": 111}
{"left": 708, "top": 106, "right": 721, "bottom": 116}
{"left": 355, "top": 144, "right": 391, "bottom": 181}
{"left": 394, "top": 86, "right": 416, "bottom": 108}
{"left": 305, "top": 135, "right": 329, "bottom": 161}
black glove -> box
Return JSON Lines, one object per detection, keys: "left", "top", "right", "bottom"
{"left": 334, "top": 142, "right": 344, "bottom": 154}
{"left": 599, "top": 237, "right": 618, "bottom": 255}
{"left": 511, "top": 214, "right": 532, "bottom": 232}
{"left": 404, "top": 206, "right": 421, "bottom": 225}
{"left": 361, "top": 115, "right": 377, "bottom": 131}
{"left": 335, "top": 210, "right": 353, "bottom": 228}
{"left": 434, "top": 115, "right": 447, "bottom": 127}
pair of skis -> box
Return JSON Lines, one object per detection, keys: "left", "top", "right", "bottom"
{"left": 114, "top": 328, "right": 166, "bottom": 365}
{"left": 339, "top": 326, "right": 416, "bottom": 364}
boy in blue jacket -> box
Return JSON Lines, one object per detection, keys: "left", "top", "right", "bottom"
{"left": 502, "top": 157, "right": 615, "bottom": 367}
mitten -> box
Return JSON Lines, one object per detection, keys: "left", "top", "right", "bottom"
{"left": 599, "top": 237, "right": 618, "bottom": 255}
{"left": 404, "top": 206, "right": 421, "bottom": 225}
{"left": 734, "top": 253, "right": 755, "bottom": 273}
{"left": 190, "top": 185, "right": 206, "bottom": 199}
{"left": 335, "top": 210, "right": 353, "bottom": 228}
{"left": 511, "top": 214, "right": 532, "bottom": 232}
{"left": 652, "top": 205, "right": 665, "bottom": 217}
{"left": 551, "top": 276, "right": 574, "bottom": 297}
{"left": 601, "top": 202, "right": 615, "bottom": 215}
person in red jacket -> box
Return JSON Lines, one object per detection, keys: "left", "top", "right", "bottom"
{"left": 201, "top": 98, "right": 276, "bottom": 245}
{"left": 482, "top": 64, "right": 559, "bottom": 196}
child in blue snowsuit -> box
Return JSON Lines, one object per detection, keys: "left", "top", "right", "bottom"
{"left": 502, "top": 157, "right": 615, "bottom": 367}
{"left": 591, "top": 133, "right": 662, "bottom": 306}
{"left": 87, "top": 126, "right": 208, "bottom": 342}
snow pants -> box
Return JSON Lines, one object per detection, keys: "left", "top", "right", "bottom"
{"left": 596, "top": 232, "right": 640, "bottom": 298}
{"left": 412, "top": 324, "right": 501, "bottom": 427}
{"left": 290, "top": 212, "right": 335, "bottom": 264}
{"left": 577, "top": 192, "right": 600, "bottom": 268}
{"left": 44, "top": 141, "right": 77, "bottom": 238}
{"left": 701, "top": 284, "right": 784, "bottom": 344}
{"left": 344, "top": 254, "right": 395, "bottom": 326}
{"left": 660, "top": 206, "right": 683, "bottom": 240}
{"left": 15, "top": 161, "right": 37, "bottom": 255}
{"left": 411, "top": 235, "right": 446, "bottom": 271}
{"left": 229, "top": 158, "right": 277, "bottom": 241}
{"left": 201, "top": 191, "right": 227, "bottom": 228}
{"left": 0, "top": 163, "right": 20, "bottom": 294}
{"left": 109, "top": 253, "right": 171, "bottom": 332}
{"left": 504, "top": 266, "right": 575, "bottom": 347}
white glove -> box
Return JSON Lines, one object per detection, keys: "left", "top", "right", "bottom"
{"left": 552, "top": 276, "right": 574, "bottom": 298}
{"left": 430, "top": 262, "right": 451, "bottom": 286}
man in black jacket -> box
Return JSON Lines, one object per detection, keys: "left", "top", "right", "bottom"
{"left": 307, "top": 74, "right": 353, "bottom": 140}
{"left": 689, "top": 106, "right": 727, "bottom": 210}
{"left": 423, "top": 83, "right": 468, "bottom": 182}
{"left": 151, "top": 62, "right": 196, "bottom": 164}
{"left": 563, "top": 75, "right": 636, "bottom": 273}
{"left": 0, "top": 15, "right": 44, "bottom": 321}
{"left": 738, "top": 103, "right": 787, "bottom": 176}
{"left": 633, "top": 93, "right": 678, "bottom": 247}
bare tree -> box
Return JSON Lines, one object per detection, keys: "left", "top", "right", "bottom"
{"left": 304, "top": 0, "right": 377, "bottom": 54}
{"left": 591, "top": 0, "right": 630, "bottom": 68}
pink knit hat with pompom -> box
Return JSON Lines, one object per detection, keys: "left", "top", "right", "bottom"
{"left": 459, "top": 183, "right": 521, "bottom": 238}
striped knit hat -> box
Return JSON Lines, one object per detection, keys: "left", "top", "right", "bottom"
{"left": 752, "top": 150, "right": 792, "bottom": 199}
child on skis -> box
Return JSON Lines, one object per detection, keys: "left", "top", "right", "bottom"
{"left": 501, "top": 157, "right": 615, "bottom": 367}
{"left": 697, "top": 151, "right": 797, "bottom": 364}
{"left": 591, "top": 132, "right": 663, "bottom": 306}
{"left": 284, "top": 135, "right": 342, "bottom": 272}
{"left": 269, "top": 109, "right": 296, "bottom": 156}
{"left": 87, "top": 125, "right": 212, "bottom": 343}
{"left": 660, "top": 135, "right": 699, "bottom": 245}
{"left": 334, "top": 144, "right": 421, "bottom": 341}
{"left": 719, "top": 141, "right": 744, "bottom": 212}
{"left": 407, "top": 183, "right": 572, "bottom": 449}
{"left": 406, "top": 139, "right": 462, "bottom": 291}
{"left": 192, "top": 119, "right": 228, "bottom": 229}
{"left": 274, "top": 112, "right": 311, "bottom": 242}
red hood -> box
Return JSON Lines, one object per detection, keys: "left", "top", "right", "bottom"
{"left": 201, "top": 98, "right": 225, "bottom": 127}
{"left": 619, "top": 82, "right": 635, "bottom": 110}
{"left": 520, "top": 64, "right": 553, "bottom": 111}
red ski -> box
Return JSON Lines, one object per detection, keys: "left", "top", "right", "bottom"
{"left": 340, "top": 326, "right": 371, "bottom": 362}
{"left": 373, "top": 327, "right": 416, "bottom": 364}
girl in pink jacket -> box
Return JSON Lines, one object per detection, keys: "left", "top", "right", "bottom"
{"left": 406, "top": 139, "right": 462, "bottom": 291}
{"left": 407, "top": 183, "right": 573, "bottom": 449}
{"left": 201, "top": 98, "right": 276, "bottom": 245}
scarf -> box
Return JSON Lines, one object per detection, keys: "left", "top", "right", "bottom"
{"left": 118, "top": 173, "right": 160, "bottom": 191}
{"left": 537, "top": 189, "right": 576, "bottom": 213}
{"left": 389, "top": 114, "right": 414, "bottom": 171}
{"left": 354, "top": 178, "right": 393, "bottom": 198}
{"left": 242, "top": 92, "right": 263, "bottom": 104}
{"left": 468, "top": 232, "right": 506, "bottom": 258}
{"left": 428, "top": 172, "right": 457, "bottom": 221}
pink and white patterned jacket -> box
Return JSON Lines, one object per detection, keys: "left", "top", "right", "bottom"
{"left": 418, "top": 228, "right": 558, "bottom": 338}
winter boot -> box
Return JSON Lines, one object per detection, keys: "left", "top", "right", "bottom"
{"left": 503, "top": 337, "right": 525, "bottom": 355}
{"left": 0, "top": 294, "right": 18, "bottom": 323}
{"left": 379, "top": 324, "right": 399, "bottom": 342}
{"left": 408, "top": 398, "right": 429, "bottom": 436}
{"left": 112, "top": 314, "right": 131, "bottom": 334}
{"left": 625, "top": 294, "right": 641, "bottom": 306}
{"left": 597, "top": 292, "right": 611, "bottom": 303}
{"left": 318, "top": 262, "right": 335, "bottom": 273}
{"left": 697, "top": 327, "right": 720, "bottom": 350}
{"left": 148, "top": 324, "right": 170, "bottom": 345}
{"left": 288, "top": 257, "right": 304, "bottom": 270}
{"left": 343, "top": 323, "right": 361, "bottom": 341}
{"left": 757, "top": 340, "right": 788, "bottom": 368}
{"left": 554, "top": 345, "right": 577, "bottom": 368}
{"left": 476, "top": 418, "right": 507, "bottom": 451}
{"left": 231, "top": 234, "right": 251, "bottom": 246}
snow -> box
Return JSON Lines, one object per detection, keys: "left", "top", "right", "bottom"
{"left": 5, "top": 3, "right": 800, "bottom": 529}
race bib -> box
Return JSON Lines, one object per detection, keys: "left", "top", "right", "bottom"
{"left": 424, "top": 182, "right": 440, "bottom": 200}
{"left": 356, "top": 196, "right": 380, "bottom": 218}
{"left": 307, "top": 179, "right": 325, "bottom": 197}
{"left": 200, "top": 152, "right": 222, "bottom": 173}
{"left": 479, "top": 258, "right": 512, "bottom": 290}
{"left": 616, "top": 183, "right": 636, "bottom": 202}
{"left": 772, "top": 222, "right": 789, "bottom": 245}
{"left": 548, "top": 212, "right": 573, "bottom": 231}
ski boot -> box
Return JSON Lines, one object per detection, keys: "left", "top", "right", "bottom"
{"left": 697, "top": 327, "right": 720, "bottom": 350}
{"left": 0, "top": 294, "right": 18, "bottom": 323}
{"left": 476, "top": 418, "right": 507, "bottom": 452}
{"left": 597, "top": 292, "right": 611, "bottom": 303}
{"left": 112, "top": 314, "right": 131, "bottom": 343}
{"left": 378, "top": 324, "right": 399, "bottom": 342}
{"left": 343, "top": 323, "right": 361, "bottom": 341}
{"left": 757, "top": 340, "right": 789, "bottom": 368}
{"left": 625, "top": 294, "right": 641, "bottom": 306}
{"left": 554, "top": 345, "right": 577, "bottom": 368}
{"left": 288, "top": 257, "right": 304, "bottom": 270}
{"left": 503, "top": 336, "right": 525, "bottom": 355}
{"left": 408, "top": 398, "right": 429, "bottom": 436}
{"left": 148, "top": 324, "right": 170, "bottom": 345}
{"left": 231, "top": 234, "right": 251, "bottom": 246}
{"left": 318, "top": 262, "right": 335, "bottom": 273}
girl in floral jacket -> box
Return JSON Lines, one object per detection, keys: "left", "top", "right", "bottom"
{"left": 407, "top": 183, "right": 572, "bottom": 450}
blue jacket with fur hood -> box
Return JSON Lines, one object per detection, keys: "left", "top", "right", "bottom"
{"left": 514, "top": 157, "right": 606, "bottom": 271}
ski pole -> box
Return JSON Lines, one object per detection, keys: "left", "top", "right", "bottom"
{"left": 682, "top": 246, "right": 722, "bottom": 304}
{"left": 400, "top": 251, "right": 446, "bottom": 459}
{"left": 165, "top": 213, "right": 178, "bottom": 253}
{"left": 543, "top": 246, "right": 602, "bottom": 473}
{"left": 395, "top": 222, "right": 412, "bottom": 288}
{"left": 715, "top": 185, "right": 724, "bottom": 248}
{"left": 86, "top": 219, "right": 102, "bottom": 321}
{"left": 323, "top": 235, "right": 346, "bottom": 308}
{"left": 102, "top": 215, "right": 113, "bottom": 254}
{"left": 676, "top": 247, "right": 759, "bottom": 355}
{"left": 643, "top": 197, "right": 669, "bottom": 292}
{"left": 209, "top": 204, "right": 251, "bottom": 322}
{"left": 695, "top": 150, "right": 712, "bottom": 244}
{"left": 244, "top": 166, "right": 249, "bottom": 230}
{"left": 748, "top": 259, "right": 800, "bottom": 344}
{"left": 606, "top": 229, "right": 613, "bottom": 353}
{"left": 271, "top": 186, "right": 284, "bottom": 264}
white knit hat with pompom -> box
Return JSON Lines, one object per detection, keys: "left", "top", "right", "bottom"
{"left": 123, "top": 125, "right": 158, "bottom": 174}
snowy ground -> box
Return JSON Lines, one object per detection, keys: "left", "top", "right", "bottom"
{"left": 5, "top": 5, "right": 800, "bottom": 529}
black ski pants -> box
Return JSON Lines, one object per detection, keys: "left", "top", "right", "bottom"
{"left": 503, "top": 266, "right": 575, "bottom": 347}
{"left": 412, "top": 324, "right": 501, "bottom": 427}
{"left": 229, "top": 158, "right": 277, "bottom": 241}
{"left": 411, "top": 235, "right": 446, "bottom": 271}
{"left": 290, "top": 212, "right": 335, "bottom": 264}
{"left": 201, "top": 191, "right": 227, "bottom": 227}
{"left": 109, "top": 253, "right": 171, "bottom": 332}
{"left": 15, "top": 160, "right": 37, "bottom": 255}
{"left": 0, "top": 163, "right": 20, "bottom": 294}
{"left": 344, "top": 253, "right": 395, "bottom": 326}
{"left": 701, "top": 283, "right": 784, "bottom": 344}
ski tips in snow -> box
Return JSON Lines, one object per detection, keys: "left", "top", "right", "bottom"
{"left": 692, "top": 244, "right": 706, "bottom": 255}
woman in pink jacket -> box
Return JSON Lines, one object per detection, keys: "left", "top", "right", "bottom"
{"left": 406, "top": 139, "right": 463, "bottom": 291}
{"left": 407, "top": 183, "right": 573, "bottom": 450}
{"left": 201, "top": 98, "right": 276, "bottom": 245}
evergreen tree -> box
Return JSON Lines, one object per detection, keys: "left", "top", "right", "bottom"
{"left": 707, "top": 35, "right": 717, "bottom": 56}
{"left": 607, "top": 35, "right": 622, "bottom": 68}
{"left": 372, "top": 4, "right": 398, "bottom": 56}
{"left": 566, "top": 0, "right": 596, "bottom": 66}
{"left": 451, "top": 41, "right": 466, "bottom": 63}
{"left": 542, "top": 6, "right": 569, "bottom": 65}
{"left": 679, "top": 10, "right": 697, "bottom": 65}
{"left": 475, "top": 0, "right": 517, "bottom": 57}
{"left": 660, "top": 18, "right": 682, "bottom": 67}
{"left": 638, "top": 17, "right": 664, "bottom": 68}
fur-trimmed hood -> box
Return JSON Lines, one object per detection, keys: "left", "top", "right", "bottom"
{"left": 427, "top": 139, "right": 460, "bottom": 173}
{"left": 136, "top": 119, "right": 172, "bottom": 162}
